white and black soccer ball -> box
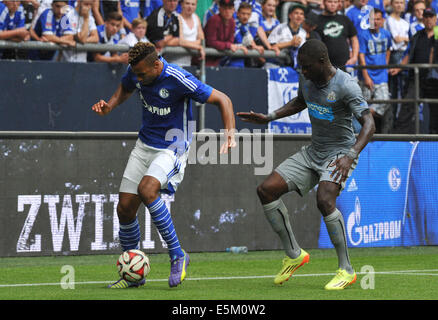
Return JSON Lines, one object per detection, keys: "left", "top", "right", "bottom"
{"left": 117, "top": 249, "right": 151, "bottom": 282}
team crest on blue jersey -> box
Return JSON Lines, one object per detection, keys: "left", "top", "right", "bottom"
{"left": 159, "top": 88, "right": 169, "bottom": 99}
{"left": 388, "top": 167, "right": 401, "bottom": 191}
{"left": 327, "top": 91, "right": 336, "bottom": 103}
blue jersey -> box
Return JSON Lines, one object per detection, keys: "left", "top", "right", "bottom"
{"left": 33, "top": 8, "right": 64, "bottom": 37}
{"left": 0, "top": 2, "right": 6, "bottom": 31}
{"left": 345, "top": 5, "right": 373, "bottom": 35}
{"left": 409, "top": 21, "right": 424, "bottom": 38}
{"left": 367, "top": 0, "right": 386, "bottom": 17}
{"left": 358, "top": 28, "right": 392, "bottom": 84}
{"left": 404, "top": 142, "right": 438, "bottom": 246}
{"left": 432, "top": 0, "right": 438, "bottom": 12}
{"left": 142, "top": 0, "right": 162, "bottom": 18}
{"left": 225, "top": 21, "right": 258, "bottom": 68}
{"left": 259, "top": 15, "right": 279, "bottom": 36}
{"left": 319, "top": 141, "right": 417, "bottom": 248}
{"left": 97, "top": 24, "right": 121, "bottom": 44}
{"left": 0, "top": 3, "right": 25, "bottom": 31}
{"left": 121, "top": 57, "right": 213, "bottom": 152}
{"left": 202, "top": 2, "right": 219, "bottom": 27}
{"left": 121, "top": 0, "right": 140, "bottom": 23}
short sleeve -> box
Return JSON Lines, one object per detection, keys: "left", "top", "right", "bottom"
{"left": 88, "top": 14, "right": 97, "bottom": 32}
{"left": 120, "top": 66, "right": 138, "bottom": 92}
{"left": 343, "top": 78, "right": 369, "bottom": 119}
{"left": 358, "top": 32, "right": 367, "bottom": 54}
{"left": 183, "top": 71, "right": 213, "bottom": 104}
{"left": 17, "top": 6, "right": 25, "bottom": 28}
{"left": 41, "top": 10, "right": 55, "bottom": 35}
{"left": 345, "top": 16, "right": 357, "bottom": 38}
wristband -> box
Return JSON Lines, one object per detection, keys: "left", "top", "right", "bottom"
{"left": 345, "top": 148, "right": 358, "bottom": 160}
{"left": 266, "top": 112, "right": 277, "bottom": 121}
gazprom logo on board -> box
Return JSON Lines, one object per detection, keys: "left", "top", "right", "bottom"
{"left": 346, "top": 197, "right": 401, "bottom": 246}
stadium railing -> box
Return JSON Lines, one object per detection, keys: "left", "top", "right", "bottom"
{"left": 1, "top": 40, "right": 438, "bottom": 133}
{"left": 0, "top": 39, "right": 288, "bottom": 131}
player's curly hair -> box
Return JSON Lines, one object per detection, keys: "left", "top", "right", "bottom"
{"left": 128, "top": 42, "right": 158, "bottom": 66}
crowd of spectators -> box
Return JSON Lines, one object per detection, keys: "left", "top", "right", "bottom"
{"left": 1, "top": 0, "right": 438, "bottom": 133}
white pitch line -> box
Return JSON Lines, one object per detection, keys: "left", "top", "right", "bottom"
{"left": 0, "top": 269, "right": 437, "bottom": 288}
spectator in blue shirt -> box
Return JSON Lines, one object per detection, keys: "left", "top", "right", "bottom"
{"left": 29, "top": 0, "right": 76, "bottom": 60}
{"left": 121, "top": 0, "right": 141, "bottom": 32}
{"left": 345, "top": 0, "right": 374, "bottom": 35}
{"left": 408, "top": 0, "right": 426, "bottom": 37}
{"left": 0, "top": 0, "right": 29, "bottom": 42}
{"left": 357, "top": 8, "right": 393, "bottom": 133}
{"left": 224, "top": 2, "right": 264, "bottom": 67}
{"left": 259, "top": 0, "right": 279, "bottom": 38}
{"left": 0, "top": 1, "right": 30, "bottom": 59}
{"left": 31, "top": 1, "right": 75, "bottom": 43}
{"left": 142, "top": 0, "right": 163, "bottom": 18}
{"left": 94, "top": 11, "right": 129, "bottom": 64}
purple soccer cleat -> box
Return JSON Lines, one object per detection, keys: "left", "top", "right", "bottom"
{"left": 169, "top": 250, "right": 190, "bottom": 288}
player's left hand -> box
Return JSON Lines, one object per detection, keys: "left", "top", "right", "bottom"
{"left": 329, "top": 156, "right": 354, "bottom": 184}
{"left": 220, "top": 129, "right": 237, "bottom": 154}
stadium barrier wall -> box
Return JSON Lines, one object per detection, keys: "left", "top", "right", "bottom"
{"left": 0, "top": 60, "right": 267, "bottom": 132}
{"left": 1, "top": 132, "right": 437, "bottom": 257}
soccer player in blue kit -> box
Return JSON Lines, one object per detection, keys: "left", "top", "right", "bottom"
{"left": 238, "top": 39, "right": 376, "bottom": 290}
{"left": 92, "top": 42, "right": 236, "bottom": 289}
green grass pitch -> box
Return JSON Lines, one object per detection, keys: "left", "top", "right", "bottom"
{"left": 1, "top": 246, "right": 437, "bottom": 300}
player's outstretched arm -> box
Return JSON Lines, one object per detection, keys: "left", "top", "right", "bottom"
{"left": 237, "top": 95, "right": 307, "bottom": 124}
{"left": 92, "top": 84, "right": 133, "bottom": 116}
{"left": 206, "top": 88, "right": 237, "bottom": 154}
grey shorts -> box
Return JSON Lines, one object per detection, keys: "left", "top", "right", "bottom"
{"left": 119, "top": 139, "right": 188, "bottom": 195}
{"left": 275, "top": 146, "right": 358, "bottom": 196}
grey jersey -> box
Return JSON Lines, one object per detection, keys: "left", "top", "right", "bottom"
{"left": 298, "top": 69, "right": 369, "bottom": 164}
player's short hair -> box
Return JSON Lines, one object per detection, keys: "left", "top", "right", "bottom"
{"left": 106, "top": 12, "right": 123, "bottom": 22}
{"left": 298, "top": 39, "right": 329, "bottom": 62}
{"left": 132, "top": 18, "right": 147, "bottom": 29}
{"left": 129, "top": 42, "right": 158, "bottom": 66}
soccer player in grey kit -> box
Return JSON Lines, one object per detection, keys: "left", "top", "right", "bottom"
{"left": 237, "top": 39, "right": 375, "bottom": 290}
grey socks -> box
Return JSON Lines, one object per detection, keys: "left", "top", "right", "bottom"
{"left": 263, "top": 199, "right": 301, "bottom": 259}
{"left": 324, "top": 208, "right": 354, "bottom": 274}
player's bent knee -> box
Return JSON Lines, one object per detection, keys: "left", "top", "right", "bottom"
{"left": 257, "top": 182, "right": 276, "bottom": 204}
{"left": 316, "top": 195, "right": 336, "bottom": 216}
{"left": 137, "top": 176, "right": 161, "bottom": 204}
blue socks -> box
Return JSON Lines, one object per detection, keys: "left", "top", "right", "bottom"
{"left": 118, "top": 198, "right": 184, "bottom": 259}
{"left": 147, "top": 197, "right": 184, "bottom": 259}
{"left": 119, "top": 217, "right": 141, "bottom": 251}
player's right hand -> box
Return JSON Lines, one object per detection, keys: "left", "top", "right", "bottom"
{"left": 92, "top": 100, "right": 111, "bottom": 116}
{"left": 236, "top": 111, "right": 270, "bottom": 124}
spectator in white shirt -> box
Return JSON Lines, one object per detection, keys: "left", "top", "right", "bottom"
{"left": 60, "top": 0, "right": 98, "bottom": 62}
{"left": 94, "top": 12, "right": 128, "bottom": 64}
{"left": 173, "top": 0, "right": 205, "bottom": 66}
{"left": 266, "top": 3, "right": 306, "bottom": 69}
{"left": 118, "top": 17, "right": 149, "bottom": 47}
{"left": 386, "top": 0, "right": 409, "bottom": 120}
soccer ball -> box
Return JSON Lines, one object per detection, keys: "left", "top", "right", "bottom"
{"left": 117, "top": 249, "right": 151, "bottom": 282}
